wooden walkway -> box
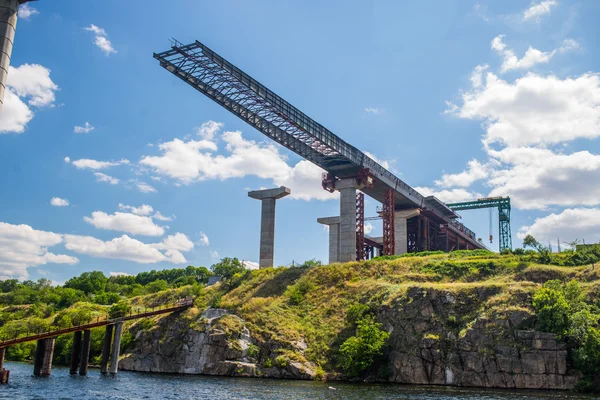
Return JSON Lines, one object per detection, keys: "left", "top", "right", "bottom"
{"left": 0, "top": 298, "right": 194, "bottom": 348}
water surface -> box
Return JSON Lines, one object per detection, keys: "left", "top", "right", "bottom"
{"left": 0, "top": 362, "right": 595, "bottom": 400}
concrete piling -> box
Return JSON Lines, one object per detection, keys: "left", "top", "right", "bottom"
{"left": 394, "top": 209, "right": 420, "bottom": 255}
{"left": 248, "top": 186, "right": 291, "bottom": 268}
{"left": 109, "top": 322, "right": 123, "bottom": 374}
{"left": 0, "top": 347, "right": 8, "bottom": 384}
{"left": 78, "top": 330, "right": 91, "bottom": 376}
{"left": 100, "top": 324, "right": 113, "bottom": 374}
{"left": 69, "top": 331, "right": 82, "bottom": 375}
{"left": 39, "top": 338, "right": 55, "bottom": 377}
{"left": 33, "top": 339, "right": 46, "bottom": 376}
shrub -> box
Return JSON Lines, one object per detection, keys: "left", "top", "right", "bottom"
{"left": 532, "top": 285, "right": 570, "bottom": 337}
{"left": 275, "top": 355, "right": 288, "bottom": 368}
{"left": 263, "top": 358, "right": 273, "bottom": 368}
{"left": 108, "top": 301, "right": 131, "bottom": 319}
{"left": 94, "top": 292, "right": 121, "bottom": 305}
{"left": 339, "top": 315, "right": 390, "bottom": 377}
{"left": 285, "top": 278, "right": 315, "bottom": 305}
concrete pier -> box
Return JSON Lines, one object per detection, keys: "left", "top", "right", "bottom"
{"left": 79, "top": 329, "right": 91, "bottom": 376}
{"left": 69, "top": 331, "right": 82, "bottom": 375}
{"left": 39, "top": 338, "right": 55, "bottom": 377}
{"left": 248, "top": 186, "right": 291, "bottom": 269}
{"left": 33, "top": 339, "right": 46, "bottom": 376}
{"left": 317, "top": 216, "right": 340, "bottom": 264}
{"left": 334, "top": 179, "right": 366, "bottom": 262}
{"left": 100, "top": 324, "right": 114, "bottom": 374}
{"left": 394, "top": 209, "right": 420, "bottom": 255}
{"left": 109, "top": 322, "right": 123, "bottom": 374}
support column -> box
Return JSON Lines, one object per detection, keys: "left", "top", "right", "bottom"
{"left": 109, "top": 322, "right": 123, "bottom": 375}
{"left": 248, "top": 186, "right": 291, "bottom": 269}
{"left": 39, "top": 338, "right": 55, "bottom": 377}
{"left": 79, "top": 329, "right": 91, "bottom": 376}
{"left": 317, "top": 216, "right": 340, "bottom": 264}
{"left": 70, "top": 331, "right": 82, "bottom": 375}
{"left": 100, "top": 324, "right": 114, "bottom": 374}
{"left": 334, "top": 179, "right": 365, "bottom": 263}
{"left": 0, "top": 347, "right": 8, "bottom": 384}
{"left": 33, "top": 339, "right": 46, "bottom": 376}
{"left": 394, "top": 209, "right": 420, "bottom": 255}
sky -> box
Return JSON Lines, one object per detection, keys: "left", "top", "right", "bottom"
{"left": 1, "top": 0, "right": 599, "bottom": 284}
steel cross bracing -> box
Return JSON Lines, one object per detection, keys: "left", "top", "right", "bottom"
{"left": 446, "top": 197, "right": 512, "bottom": 252}
{"left": 154, "top": 39, "right": 483, "bottom": 249}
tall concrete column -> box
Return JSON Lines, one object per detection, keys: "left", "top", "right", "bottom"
{"left": 0, "top": 347, "right": 8, "bottom": 384}
{"left": 317, "top": 216, "right": 340, "bottom": 264}
{"left": 0, "top": 1, "right": 33, "bottom": 112}
{"left": 248, "top": 186, "right": 291, "bottom": 269}
{"left": 79, "top": 329, "right": 91, "bottom": 376}
{"left": 109, "top": 322, "right": 123, "bottom": 375}
{"left": 69, "top": 331, "right": 82, "bottom": 375}
{"left": 100, "top": 324, "right": 114, "bottom": 374}
{"left": 33, "top": 339, "right": 46, "bottom": 376}
{"left": 394, "top": 209, "right": 420, "bottom": 255}
{"left": 39, "top": 338, "right": 55, "bottom": 377}
{"left": 334, "top": 179, "right": 365, "bottom": 263}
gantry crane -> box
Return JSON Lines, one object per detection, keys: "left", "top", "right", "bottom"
{"left": 445, "top": 197, "right": 512, "bottom": 252}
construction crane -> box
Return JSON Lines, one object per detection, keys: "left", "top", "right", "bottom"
{"left": 446, "top": 197, "right": 512, "bottom": 252}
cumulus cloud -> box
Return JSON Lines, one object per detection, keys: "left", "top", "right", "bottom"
{"left": 74, "top": 122, "right": 94, "bottom": 134}
{"left": 109, "top": 271, "right": 132, "bottom": 277}
{"left": 135, "top": 181, "right": 157, "bottom": 193}
{"left": 18, "top": 3, "right": 39, "bottom": 20}
{"left": 518, "top": 208, "right": 600, "bottom": 245}
{"left": 414, "top": 187, "right": 481, "bottom": 203}
{"left": 140, "top": 121, "right": 336, "bottom": 201}
{"left": 435, "top": 160, "right": 488, "bottom": 188}
{"left": 84, "top": 24, "right": 117, "bottom": 55}
{"left": 94, "top": 172, "right": 119, "bottom": 185}
{"left": 150, "top": 233, "right": 194, "bottom": 252}
{"left": 118, "top": 203, "right": 154, "bottom": 216}
{"left": 0, "top": 222, "right": 78, "bottom": 280}
{"left": 198, "top": 232, "right": 209, "bottom": 246}
{"left": 242, "top": 260, "right": 259, "bottom": 270}
{"left": 365, "top": 107, "right": 383, "bottom": 115}
{"left": 523, "top": 0, "right": 557, "bottom": 21}
{"left": 84, "top": 210, "right": 166, "bottom": 236}
{"left": 72, "top": 158, "right": 130, "bottom": 170}
{"left": 491, "top": 35, "right": 557, "bottom": 73}
{"left": 64, "top": 156, "right": 71, "bottom": 163}
{"left": 50, "top": 197, "right": 69, "bottom": 207}
{"left": 0, "top": 64, "right": 58, "bottom": 134}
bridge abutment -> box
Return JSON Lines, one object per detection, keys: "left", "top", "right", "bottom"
{"left": 78, "top": 330, "right": 91, "bottom": 376}
{"left": 100, "top": 324, "right": 113, "bottom": 374}
{"left": 109, "top": 322, "right": 123, "bottom": 374}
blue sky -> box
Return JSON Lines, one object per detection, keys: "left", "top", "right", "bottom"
{"left": 1, "top": 0, "right": 599, "bottom": 283}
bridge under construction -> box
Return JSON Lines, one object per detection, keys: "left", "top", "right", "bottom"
{"left": 154, "top": 40, "right": 503, "bottom": 267}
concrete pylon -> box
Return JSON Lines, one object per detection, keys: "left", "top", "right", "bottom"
{"left": 0, "top": 0, "right": 34, "bottom": 112}
{"left": 79, "top": 329, "right": 91, "bottom": 376}
{"left": 248, "top": 186, "right": 291, "bottom": 269}
{"left": 0, "top": 347, "right": 8, "bottom": 384}
{"left": 317, "top": 216, "right": 340, "bottom": 264}
{"left": 100, "top": 324, "right": 114, "bottom": 374}
{"left": 69, "top": 331, "right": 82, "bottom": 375}
{"left": 109, "top": 322, "right": 123, "bottom": 375}
{"left": 394, "top": 209, "right": 420, "bottom": 254}
{"left": 39, "top": 338, "right": 55, "bottom": 377}
{"left": 334, "top": 178, "right": 366, "bottom": 263}
{"left": 33, "top": 339, "right": 46, "bottom": 376}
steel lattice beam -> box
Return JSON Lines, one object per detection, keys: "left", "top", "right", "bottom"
{"left": 356, "top": 192, "right": 365, "bottom": 261}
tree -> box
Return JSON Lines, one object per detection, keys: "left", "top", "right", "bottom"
{"left": 146, "top": 279, "right": 169, "bottom": 293}
{"left": 211, "top": 257, "right": 245, "bottom": 280}
{"left": 64, "top": 271, "right": 108, "bottom": 295}
{"left": 108, "top": 301, "right": 131, "bottom": 319}
{"left": 339, "top": 315, "right": 390, "bottom": 377}
{"left": 523, "top": 235, "right": 541, "bottom": 250}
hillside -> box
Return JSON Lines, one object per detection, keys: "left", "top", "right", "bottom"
{"left": 2, "top": 250, "right": 600, "bottom": 391}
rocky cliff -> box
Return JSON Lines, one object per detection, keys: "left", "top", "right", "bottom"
{"left": 120, "top": 253, "right": 596, "bottom": 390}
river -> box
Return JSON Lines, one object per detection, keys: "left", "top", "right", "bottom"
{"left": 0, "top": 362, "right": 595, "bottom": 400}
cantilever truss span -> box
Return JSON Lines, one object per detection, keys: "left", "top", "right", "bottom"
{"left": 154, "top": 39, "right": 484, "bottom": 250}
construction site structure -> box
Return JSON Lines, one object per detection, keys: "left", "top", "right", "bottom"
{"left": 154, "top": 39, "right": 485, "bottom": 263}
{"left": 446, "top": 197, "right": 512, "bottom": 252}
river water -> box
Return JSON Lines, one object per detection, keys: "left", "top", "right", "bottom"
{"left": 0, "top": 362, "right": 595, "bottom": 400}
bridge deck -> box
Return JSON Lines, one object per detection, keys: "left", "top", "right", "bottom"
{"left": 0, "top": 300, "right": 193, "bottom": 348}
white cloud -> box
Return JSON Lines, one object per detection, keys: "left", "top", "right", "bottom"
{"left": 64, "top": 234, "right": 180, "bottom": 264}
{"left": 94, "top": 172, "right": 119, "bottom": 185}
{"left": 473, "top": 2, "right": 489, "bottom": 22}
{"left": 0, "top": 64, "right": 58, "bottom": 133}
{"left": 364, "top": 222, "right": 374, "bottom": 235}
{"left": 0, "top": 222, "right": 78, "bottom": 280}
{"left": 198, "top": 232, "right": 209, "bottom": 246}
{"left": 446, "top": 70, "right": 600, "bottom": 148}
{"left": 152, "top": 211, "right": 172, "bottom": 221}
{"left": 559, "top": 39, "right": 580, "bottom": 53}
{"left": 150, "top": 233, "right": 194, "bottom": 252}
{"left": 50, "top": 197, "right": 69, "bottom": 207}
{"left": 492, "top": 35, "right": 556, "bottom": 73}
{"left": 84, "top": 210, "right": 165, "bottom": 237}
{"left": 274, "top": 160, "right": 336, "bottom": 201}
{"left": 365, "top": 107, "right": 383, "bottom": 115}
{"left": 518, "top": 208, "right": 600, "bottom": 245}
{"left": 118, "top": 203, "right": 154, "bottom": 216}
{"left": 242, "top": 260, "right": 259, "bottom": 270}
{"left": 18, "top": 3, "right": 39, "bottom": 20}
{"left": 135, "top": 181, "right": 157, "bottom": 193}
{"left": 74, "top": 122, "right": 94, "bottom": 134}
{"left": 109, "top": 271, "right": 132, "bottom": 277}
{"left": 84, "top": 24, "right": 117, "bottom": 55}
{"left": 435, "top": 160, "right": 488, "bottom": 188}
{"left": 523, "top": 0, "right": 557, "bottom": 21}
{"left": 72, "top": 158, "right": 130, "bottom": 170}
{"left": 64, "top": 156, "right": 71, "bottom": 163}
{"left": 470, "top": 64, "right": 489, "bottom": 88}
{"left": 196, "top": 120, "right": 223, "bottom": 140}
{"left": 415, "top": 187, "right": 481, "bottom": 204}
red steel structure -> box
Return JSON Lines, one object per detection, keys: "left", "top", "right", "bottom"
{"left": 382, "top": 189, "right": 395, "bottom": 255}
{"left": 356, "top": 192, "right": 365, "bottom": 261}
